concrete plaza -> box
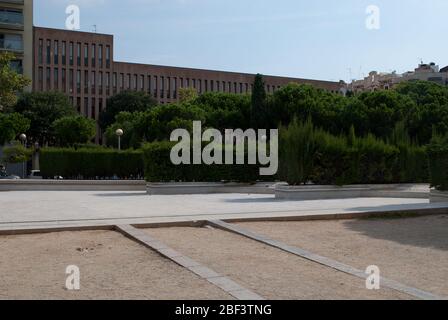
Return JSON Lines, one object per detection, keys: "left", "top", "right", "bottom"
{"left": 1, "top": 190, "right": 448, "bottom": 231}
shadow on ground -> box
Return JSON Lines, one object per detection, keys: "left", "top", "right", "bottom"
{"left": 94, "top": 192, "right": 147, "bottom": 197}
{"left": 343, "top": 214, "right": 448, "bottom": 251}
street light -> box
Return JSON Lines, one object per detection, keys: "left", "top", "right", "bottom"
{"left": 116, "top": 129, "right": 124, "bottom": 151}
{"left": 19, "top": 134, "right": 27, "bottom": 179}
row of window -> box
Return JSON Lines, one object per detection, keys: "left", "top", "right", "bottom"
{"left": 37, "top": 39, "right": 111, "bottom": 69}
{"left": 37, "top": 67, "right": 282, "bottom": 99}
{"left": 68, "top": 96, "right": 104, "bottom": 120}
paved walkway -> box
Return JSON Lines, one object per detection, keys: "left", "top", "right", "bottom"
{"left": 1, "top": 191, "right": 448, "bottom": 232}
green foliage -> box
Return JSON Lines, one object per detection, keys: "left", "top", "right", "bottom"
{"left": 13, "top": 92, "right": 75, "bottom": 145}
{"left": 142, "top": 141, "right": 269, "bottom": 183}
{"left": 105, "top": 112, "right": 144, "bottom": 150}
{"left": 52, "top": 116, "right": 97, "bottom": 147}
{"left": 279, "top": 119, "right": 428, "bottom": 186}
{"left": 99, "top": 91, "right": 157, "bottom": 131}
{"left": 0, "top": 113, "right": 30, "bottom": 145}
{"left": 2, "top": 141, "right": 32, "bottom": 165}
{"left": 427, "top": 134, "right": 448, "bottom": 191}
{"left": 0, "top": 52, "right": 31, "bottom": 110}
{"left": 194, "top": 92, "right": 251, "bottom": 131}
{"left": 178, "top": 87, "right": 198, "bottom": 103}
{"left": 40, "top": 147, "right": 144, "bottom": 179}
{"left": 251, "top": 74, "right": 267, "bottom": 129}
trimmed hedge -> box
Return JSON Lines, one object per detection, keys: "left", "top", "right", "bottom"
{"left": 427, "top": 135, "right": 448, "bottom": 191}
{"left": 279, "top": 120, "right": 428, "bottom": 186}
{"left": 40, "top": 147, "right": 144, "bottom": 179}
{"left": 143, "top": 141, "right": 271, "bottom": 182}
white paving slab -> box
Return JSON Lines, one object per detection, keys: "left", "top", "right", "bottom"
{"left": 0, "top": 191, "right": 447, "bottom": 230}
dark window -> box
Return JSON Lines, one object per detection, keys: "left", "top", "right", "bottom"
{"left": 84, "top": 70, "right": 89, "bottom": 94}
{"left": 62, "top": 41, "right": 66, "bottom": 65}
{"left": 99, "top": 45, "right": 103, "bottom": 68}
{"left": 54, "top": 68, "right": 59, "bottom": 89}
{"left": 91, "top": 98, "right": 96, "bottom": 119}
{"left": 76, "top": 97, "right": 81, "bottom": 113}
{"left": 99, "top": 71, "right": 103, "bottom": 94}
{"left": 69, "top": 69, "right": 74, "bottom": 93}
{"left": 46, "top": 40, "right": 51, "bottom": 64}
{"left": 76, "top": 43, "right": 81, "bottom": 66}
{"left": 106, "top": 46, "right": 111, "bottom": 68}
{"left": 84, "top": 98, "right": 88, "bottom": 117}
{"left": 54, "top": 41, "right": 59, "bottom": 64}
{"left": 91, "top": 44, "right": 96, "bottom": 68}
{"left": 38, "top": 39, "right": 43, "bottom": 64}
{"left": 38, "top": 67, "right": 43, "bottom": 91}
{"left": 84, "top": 44, "right": 89, "bottom": 67}
{"left": 62, "top": 69, "right": 66, "bottom": 92}
{"left": 76, "top": 70, "right": 81, "bottom": 94}
{"left": 46, "top": 67, "right": 51, "bottom": 90}
{"left": 69, "top": 42, "right": 74, "bottom": 66}
{"left": 91, "top": 71, "right": 96, "bottom": 94}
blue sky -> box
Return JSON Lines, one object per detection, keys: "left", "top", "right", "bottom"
{"left": 35, "top": 0, "right": 448, "bottom": 82}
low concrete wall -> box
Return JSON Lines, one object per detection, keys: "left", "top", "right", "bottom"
{"left": 430, "top": 190, "right": 448, "bottom": 203}
{"left": 275, "top": 184, "right": 430, "bottom": 201}
{"left": 0, "top": 180, "right": 146, "bottom": 192}
{"left": 147, "top": 182, "right": 278, "bottom": 195}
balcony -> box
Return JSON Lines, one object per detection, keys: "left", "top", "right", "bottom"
{"left": 0, "top": 9, "right": 24, "bottom": 30}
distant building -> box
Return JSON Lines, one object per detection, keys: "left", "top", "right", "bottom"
{"left": 350, "top": 62, "right": 448, "bottom": 93}
{"left": 350, "top": 71, "right": 402, "bottom": 93}
{"left": 0, "top": 0, "right": 33, "bottom": 88}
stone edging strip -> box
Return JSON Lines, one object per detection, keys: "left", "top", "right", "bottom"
{"left": 207, "top": 220, "right": 445, "bottom": 301}
{"left": 115, "top": 224, "right": 264, "bottom": 301}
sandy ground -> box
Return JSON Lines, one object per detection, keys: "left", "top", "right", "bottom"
{"left": 238, "top": 215, "right": 448, "bottom": 297}
{"left": 0, "top": 230, "right": 232, "bottom": 300}
{"left": 146, "top": 227, "right": 412, "bottom": 300}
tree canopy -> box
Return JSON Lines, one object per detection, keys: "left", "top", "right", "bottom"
{"left": 99, "top": 91, "right": 158, "bottom": 131}
{"left": 13, "top": 92, "right": 76, "bottom": 145}
{"left": 0, "top": 52, "right": 31, "bottom": 111}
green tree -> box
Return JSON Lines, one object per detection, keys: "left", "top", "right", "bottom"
{"left": 251, "top": 74, "right": 267, "bottom": 129}
{"left": 13, "top": 92, "right": 76, "bottom": 145}
{"left": 0, "top": 113, "right": 30, "bottom": 145}
{"left": 2, "top": 141, "right": 32, "bottom": 169}
{"left": 52, "top": 116, "right": 97, "bottom": 147}
{"left": 105, "top": 112, "right": 144, "bottom": 149}
{"left": 99, "top": 91, "right": 157, "bottom": 131}
{"left": 0, "top": 52, "right": 31, "bottom": 111}
{"left": 179, "top": 87, "right": 198, "bottom": 103}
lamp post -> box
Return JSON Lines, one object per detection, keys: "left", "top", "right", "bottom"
{"left": 19, "top": 134, "right": 27, "bottom": 179}
{"left": 116, "top": 129, "right": 124, "bottom": 151}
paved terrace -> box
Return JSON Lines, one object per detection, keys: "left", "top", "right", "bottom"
{"left": 1, "top": 191, "right": 448, "bottom": 232}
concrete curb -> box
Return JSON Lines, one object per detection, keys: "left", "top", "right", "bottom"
{"left": 0, "top": 180, "right": 146, "bottom": 192}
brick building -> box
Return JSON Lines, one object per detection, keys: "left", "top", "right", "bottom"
{"left": 2, "top": 1, "right": 347, "bottom": 142}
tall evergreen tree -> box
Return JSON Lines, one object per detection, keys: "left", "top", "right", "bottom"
{"left": 251, "top": 73, "right": 267, "bottom": 129}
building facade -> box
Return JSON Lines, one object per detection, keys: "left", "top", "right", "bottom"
{"left": 33, "top": 26, "right": 346, "bottom": 114}
{"left": 4, "top": 1, "right": 346, "bottom": 142}
{"left": 0, "top": 0, "right": 33, "bottom": 86}
{"left": 350, "top": 62, "right": 448, "bottom": 93}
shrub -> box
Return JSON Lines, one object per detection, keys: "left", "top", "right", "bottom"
{"left": 40, "top": 147, "right": 144, "bottom": 179}
{"left": 142, "top": 141, "right": 270, "bottom": 183}
{"left": 427, "top": 135, "right": 448, "bottom": 191}
{"left": 279, "top": 119, "right": 428, "bottom": 186}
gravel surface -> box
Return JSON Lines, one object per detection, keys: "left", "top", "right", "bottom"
{"left": 0, "top": 230, "right": 232, "bottom": 300}
{"left": 146, "top": 227, "right": 412, "bottom": 300}
{"left": 239, "top": 215, "right": 448, "bottom": 297}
